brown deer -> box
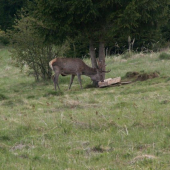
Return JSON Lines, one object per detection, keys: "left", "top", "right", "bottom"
{"left": 49, "top": 58, "right": 110, "bottom": 90}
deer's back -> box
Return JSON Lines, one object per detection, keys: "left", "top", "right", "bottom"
{"left": 51, "top": 58, "right": 86, "bottom": 74}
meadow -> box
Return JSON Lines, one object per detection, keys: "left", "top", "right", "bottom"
{"left": 0, "top": 47, "right": 170, "bottom": 170}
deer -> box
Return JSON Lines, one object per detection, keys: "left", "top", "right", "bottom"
{"left": 49, "top": 57, "right": 110, "bottom": 90}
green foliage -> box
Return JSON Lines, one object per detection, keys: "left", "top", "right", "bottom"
{"left": 0, "top": 0, "right": 169, "bottom": 57}
{"left": 0, "top": 0, "right": 170, "bottom": 56}
{"left": 29, "top": 0, "right": 170, "bottom": 56}
{"left": 65, "top": 36, "right": 89, "bottom": 58}
{"left": 161, "top": 5, "right": 170, "bottom": 42}
{"left": 159, "top": 52, "right": 170, "bottom": 60}
{"left": 0, "top": 0, "right": 26, "bottom": 31}
{"left": 8, "top": 12, "right": 57, "bottom": 80}
{"left": 107, "top": 0, "right": 169, "bottom": 53}
{"left": 0, "top": 30, "right": 9, "bottom": 45}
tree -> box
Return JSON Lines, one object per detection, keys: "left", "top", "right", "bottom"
{"left": 29, "top": 0, "right": 123, "bottom": 79}
{"left": 29, "top": 0, "right": 169, "bottom": 77}
{"left": 9, "top": 12, "right": 57, "bottom": 80}
{"left": 161, "top": 4, "right": 170, "bottom": 43}
{"left": 0, "top": 0, "right": 26, "bottom": 31}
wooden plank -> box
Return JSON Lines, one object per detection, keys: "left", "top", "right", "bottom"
{"left": 121, "top": 81, "right": 132, "bottom": 85}
{"left": 98, "top": 81, "right": 108, "bottom": 87}
{"left": 107, "top": 77, "right": 121, "bottom": 85}
{"left": 98, "top": 77, "right": 121, "bottom": 87}
{"left": 104, "top": 78, "right": 113, "bottom": 82}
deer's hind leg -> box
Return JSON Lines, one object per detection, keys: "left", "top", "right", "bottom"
{"left": 69, "top": 75, "right": 75, "bottom": 89}
{"left": 53, "top": 72, "right": 60, "bottom": 91}
{"left": 77, "top": 73, "right": 82, "bottom": 89}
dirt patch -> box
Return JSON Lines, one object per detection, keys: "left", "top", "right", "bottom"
{"left": 125, "top": 71, "right": 159, "bottom": 81}
{"left": 101, "top": 71, "right": 160, "bottom": 87}
{"left": 10, "top": 143, "right": 35, "bottom": 151}
{"left": 85, "top": 145, "right": 112, "bottom": 154}
{"left": 130, "top": 154, "right": 157, "bottom": 164}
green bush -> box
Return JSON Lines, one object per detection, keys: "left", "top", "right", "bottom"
{"left": 8, "top": 13, "right": 57, "bottom": 80}
{"left": 0, "top": 30, "right": 9, "bottom": 45}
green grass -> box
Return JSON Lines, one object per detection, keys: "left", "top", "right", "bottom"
{"left": 159, "top": 52, "right": 170, "bottom": 60}
{"left": 1, "top": 47, "right": 170, "bottom": 169}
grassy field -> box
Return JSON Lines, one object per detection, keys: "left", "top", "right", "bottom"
{"left": 1, "top": 47, "right": 170, "bottom": 170}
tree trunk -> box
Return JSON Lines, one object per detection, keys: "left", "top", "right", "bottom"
{"left": 99, "top": 41, "right": 105, "bottom": 79}
{"left": 108, "top": 47, "right": 111, "bottom": 56}
{"left": 89, "top": 39, "right": 97, "bottom": 68}
{"left": 89, "top": 39, "right": 98, "bottom": 86}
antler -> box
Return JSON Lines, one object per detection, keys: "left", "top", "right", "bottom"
{"left": 102, "top": 70, "right": 111, "bottom": 73}
{"left": 97, "top": 59, "right": 111, "bottom": 73}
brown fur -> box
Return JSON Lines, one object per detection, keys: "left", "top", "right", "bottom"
{"left": 49, "top": 58, "right": 106, "bottom": 90}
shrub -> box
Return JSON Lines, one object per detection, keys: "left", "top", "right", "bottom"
{"left": 0, "top": 30, "right": 9, "bottom": 45}
{"left": 8, "top": 13, "right": 57, "bottom": 80}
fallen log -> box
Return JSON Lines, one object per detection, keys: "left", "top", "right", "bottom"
{"left": 98, "top": 77, "right": 121, "bottom": 87}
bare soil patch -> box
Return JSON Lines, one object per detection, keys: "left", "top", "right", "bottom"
{"left": 124, "top": 71, "right": 160, "bottom": 82}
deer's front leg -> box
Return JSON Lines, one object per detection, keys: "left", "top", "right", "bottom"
{"left": 69, "top": 75, "right": 75, "bottom": 89}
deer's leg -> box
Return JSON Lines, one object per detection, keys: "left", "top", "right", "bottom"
{"left": 53, "top": 72, "right": 60, "bottom": 91}
{"left": 77, "top": 73, "right": 82, "bottom": 89}
{"left": 69, "top": 75, "right": 75, "bottom": 89}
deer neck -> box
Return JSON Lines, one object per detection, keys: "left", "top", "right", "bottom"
{"left": 83, "top": 64, "right": 97, "bottom": 76}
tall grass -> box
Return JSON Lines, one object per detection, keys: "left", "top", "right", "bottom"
{"left": 1, "top": 48, "right": 170, "bottom": 169}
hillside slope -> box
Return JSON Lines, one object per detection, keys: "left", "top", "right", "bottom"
{"left": 0, "top": 48, "right": 170, "bottom": 169}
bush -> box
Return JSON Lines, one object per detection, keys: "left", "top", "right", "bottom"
{"left": 0, "top": 30, "right": 9, "bottom": 45}
{"left": 159, "top": 52, "right": 170, "bottom": 60}
{"left": 8, "top": 14, "right": 57, "bottom": 80}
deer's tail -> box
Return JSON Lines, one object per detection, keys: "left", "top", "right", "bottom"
{"left": 49, "top": 60, "right": 54, "bottom": 71}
